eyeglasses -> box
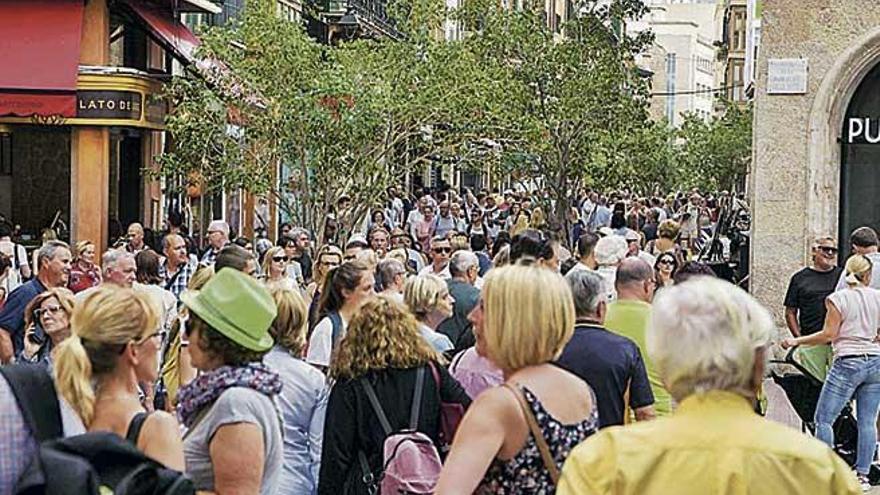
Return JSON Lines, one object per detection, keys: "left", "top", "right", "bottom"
{"left": 135, "top": 330, "right": 166, "bottom": 345}
{"left": 34, "top": 305, "right": 63, "bottom": 319}
{"left": 433, "top": 247, "right": 452, "bottom": 254}
{"left": 273, "top": 256, "right": 290, "bottom": 262}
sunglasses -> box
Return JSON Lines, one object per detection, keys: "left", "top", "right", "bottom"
{"left": 273, "top": 256, "right": 290, "bottom": 262}
{"left": 34, "top": 305, "right": 63, "bottom": 319}
{"left": 136, "top": 330, "right": 166, "bottom": 345}
{"left": 657, "top": 259, "right": 675, "bottom": 266}
{"left": 433, "top": 247, "right": 452, "bottom": 254}
{"left": 817, "top": 246, "right": 838, "bottom": 255}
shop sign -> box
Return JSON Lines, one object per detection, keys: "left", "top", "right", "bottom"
{"left": 76, "top": 91, "right": 142, "bottom": 120}
{"left": 846, "top": 117, "right": 880, "bottom": 144}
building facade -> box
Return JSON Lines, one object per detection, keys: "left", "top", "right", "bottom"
{"left": 751, "top": 1, "right": 880, "bottom": 318}
{"left": 632, "top": 1, "right": 719, "bottom": 126}
{"left": 0, "top": 0, "right": 218, "bottom": 252}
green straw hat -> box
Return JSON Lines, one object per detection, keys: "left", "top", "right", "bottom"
{"left": 181, "top": 267, "right": 276, "bottom": 351}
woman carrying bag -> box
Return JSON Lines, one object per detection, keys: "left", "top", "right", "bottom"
{"left": 435, "top": 265, "right": 598, "bottom": 494}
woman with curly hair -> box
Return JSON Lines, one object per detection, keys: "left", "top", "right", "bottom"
{"left": 317, "top": 295, "right": 471, "bottom": 495}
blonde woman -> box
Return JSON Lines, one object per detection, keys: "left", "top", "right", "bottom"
{"left": 435, "top": 265, "right": 596, "bottom": 494}
{"left": 68, "top": 240, "right": 101, "bottom": 294}
{"left": 53, "top": 287, "right": 184, "bottom": 470}
{"left": 262, "top": 246, "right": 295, "bottom": 290}
{"left": 318, "top": 295, "right": 470, "bottom": 494}
{"left": 19, "top": 288, "right": 75, "bottom": 366}
{"left": 783, "top": 254, "right": 880, "bottom": 488}
{"left": 404, "top": 274, "right": 455, "bottom": 353}
{"left": 264, "top": 288, "right": 328, "bottom": 495}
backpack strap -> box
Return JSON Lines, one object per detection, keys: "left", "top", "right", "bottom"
{"left": 329, "top": 311, "right": 343, "bottom": 345}
{"left": 0, "top": 364, "right": 62, "bottom": 442}
{"left": 125, "top": 412, "right": 149, "bottom": 446}
{"left": 360, "top": 377, "right": 393, "bottom": 436}
{"left": 409, "top": 367, "right": 425, "bottom": 430}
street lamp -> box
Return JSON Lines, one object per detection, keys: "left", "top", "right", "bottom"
{"left": 337, "top": 9, "right": 361, "bottom": 40}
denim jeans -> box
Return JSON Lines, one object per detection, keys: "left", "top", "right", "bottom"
{"left": 814, "top": 354, "right": 880, "bottom": 474}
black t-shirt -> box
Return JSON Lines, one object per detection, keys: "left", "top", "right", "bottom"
{"left": 555, "top": 324, "right": 654, "bottom": 428}
{"left": 784, "top": 266, "right": 844, "bottom": 335}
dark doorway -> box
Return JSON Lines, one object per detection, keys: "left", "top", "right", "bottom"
{"left": 839, "top": 62, "right": 880, "bottom": 259}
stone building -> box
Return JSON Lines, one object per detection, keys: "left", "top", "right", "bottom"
{"left": 751, "top": 1, "right": 880, "bottom": 317}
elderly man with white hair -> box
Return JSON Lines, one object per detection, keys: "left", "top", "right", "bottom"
{"left": 438, "top": 250, "right": 481, "bottom": 352}
{"left": 558, "top": 277, "right": 860, "bottom": 495}
{"left": 201, "top": 219, "right": 230, "bottom": 265}
{"left": 594, "top": 235, "right": 628, "bottom": 302}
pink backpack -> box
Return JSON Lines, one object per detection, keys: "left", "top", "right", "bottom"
{"left": 359, "top": 367, "right": 442, "bottom": 494}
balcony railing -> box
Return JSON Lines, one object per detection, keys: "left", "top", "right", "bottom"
{"left": 323, "top": 0, "right": 399, "bottom": 38}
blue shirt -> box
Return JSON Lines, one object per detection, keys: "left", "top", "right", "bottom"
{"left": 263, "top": 346, "right": 328, "bottom": 495}
{"left": 0, "top": 278, "right": 46, "bottom": 355}
{"left": 555, "top": 324, "right": 654, "bottom": 428}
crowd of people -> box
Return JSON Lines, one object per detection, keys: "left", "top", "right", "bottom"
{"left": 0, "top": 186, "right": 867, "bottom": 494}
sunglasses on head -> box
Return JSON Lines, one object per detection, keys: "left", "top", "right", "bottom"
{"left": 273, "top": 256, "right": 290, "bottom": 262}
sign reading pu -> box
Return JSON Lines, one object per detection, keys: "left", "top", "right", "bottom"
{"left": 76, "top": 91, "right": 142, "bottom": 120}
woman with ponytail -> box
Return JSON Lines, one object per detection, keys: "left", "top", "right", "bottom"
{"left": 53, "top": 286, "right": 184, "bottom": 471}
{"left": 305, "top": 260, "right": 375, "bottom": 370}
{"left": 782, "top": 254, "right": 880, "bottom": 488}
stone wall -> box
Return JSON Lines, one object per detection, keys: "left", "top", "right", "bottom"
{"left": 11, "top": 126, "right": 71, "bottom": 236}
{"left": 751, "top": 0, "right": 880, "bottom": 320}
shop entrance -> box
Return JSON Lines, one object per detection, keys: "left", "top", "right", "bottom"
{"left": 840, "top": 61, "right": 880, "bottom": 257}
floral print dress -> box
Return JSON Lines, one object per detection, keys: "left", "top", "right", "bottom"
{"left": 479, "top": 385, "right": 599, "bottom": 494}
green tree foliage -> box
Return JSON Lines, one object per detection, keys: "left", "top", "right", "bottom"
{"left": 676, "top": 102, "right": 753, "bottom": 192}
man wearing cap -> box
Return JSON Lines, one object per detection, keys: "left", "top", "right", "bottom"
{"left": 344, "top": 235, "right": 369, "bottom": 262}
{"left": 624, "top": 229, "right": 656, "bottom": 267}
{"left": 201, "top": 220, "right": 230, "bottom": 266}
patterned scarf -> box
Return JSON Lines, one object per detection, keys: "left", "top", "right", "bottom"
{"left": 177, "top": 362, "right": 282, "bottom": 428}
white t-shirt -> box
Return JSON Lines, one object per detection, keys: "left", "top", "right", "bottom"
{"left": 419, "top": 263, "right": 451, "bottom": 279}
{"left": 827, "top": 287, "right": 880, "bottom": 357}
{"left": 306, "top": 315, "right": 347, "bottom": 367}
{"left": 0, "top": 240, "right": 27, "bottom": 291}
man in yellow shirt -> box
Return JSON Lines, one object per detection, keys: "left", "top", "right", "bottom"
{"left": 559, "top": 277, "right": 860, "bottom": 495}
{"left": 604, "top": 258, "right": 673, "bottom": 415}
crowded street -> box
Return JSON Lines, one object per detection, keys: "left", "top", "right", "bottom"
{"left": 3, "top": 0, "right": 880, "bottom": 494}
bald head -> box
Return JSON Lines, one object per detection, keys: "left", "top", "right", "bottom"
{"left": 615, "top": 258, "right": 655, "bottom": 303}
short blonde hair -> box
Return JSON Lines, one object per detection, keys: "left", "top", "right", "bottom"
{"left": 269, "top": 287, "right": 309, "bottom": 356}
{"left": 482, "top": 265, "right": 575, "bottom": 371}
{"left": 74, "top": 240, "right": 94, "bottom": 260}
{"left": 261, "top": 246, "right": 285, "bottom": 277}
{"left": 404, "top": 274, "right": 447, "bottom": 320}
{"left": 330, "top": 295, "right": 440, "bottom": 380}
{"left": 844, "top": 254, "right": 872, "bottom": 287}
{"left": 648, "top": 276, "right": 774, "bottom": 402}
{"left": 657, "top": 219, "right": 680, "bottom": 240}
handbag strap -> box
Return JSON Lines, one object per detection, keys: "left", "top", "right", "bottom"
{"left": 502, "top": 383, "right": 560, "bottom": 485}
{"left": 622, "top": 377, "right": 632, "bottom": 425}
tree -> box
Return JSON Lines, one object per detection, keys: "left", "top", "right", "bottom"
{"left": 157, "top": 0, "right": 488, "bottom": 242}
{"left": 676, "top": 102, "right": 753, "bottom": 192}
{"left": 453, "top": 0, "right": 655, "bottom": 238}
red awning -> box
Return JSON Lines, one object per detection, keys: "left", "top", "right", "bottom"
{"left": 124, "top": 0, "right": 201, "bottom": 65}
{"left": 0, "top": 0, "right": 84, "bottom": 117}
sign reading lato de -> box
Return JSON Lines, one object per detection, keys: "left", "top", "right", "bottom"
{"left": 77, "top": 90, "right": 142, "bottom": 120}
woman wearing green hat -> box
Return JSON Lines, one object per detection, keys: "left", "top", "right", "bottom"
{"left": 177, "top": 268, "right": 284, "bottom": 495}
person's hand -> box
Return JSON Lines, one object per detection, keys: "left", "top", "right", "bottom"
{"left": 22, "top": 324, "right": 41, "bottom": 360}
{"left": 780, "top": 338, "right": 797, "bottom": 350}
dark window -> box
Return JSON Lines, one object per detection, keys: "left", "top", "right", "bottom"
{"left": 0, "top": 133, "right": 10, "bottom": 176}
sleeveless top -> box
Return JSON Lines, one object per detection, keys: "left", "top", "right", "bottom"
{"left": 479, "top": 385, "right": 599, "bottom": 494}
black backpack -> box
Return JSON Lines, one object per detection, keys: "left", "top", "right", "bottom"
{"left": 0, "top": 364, "right": 194, "bottom": 495}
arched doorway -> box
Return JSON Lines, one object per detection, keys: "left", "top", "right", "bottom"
{"left": 840, "top": 62, "right": 880, "bottom": 256}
